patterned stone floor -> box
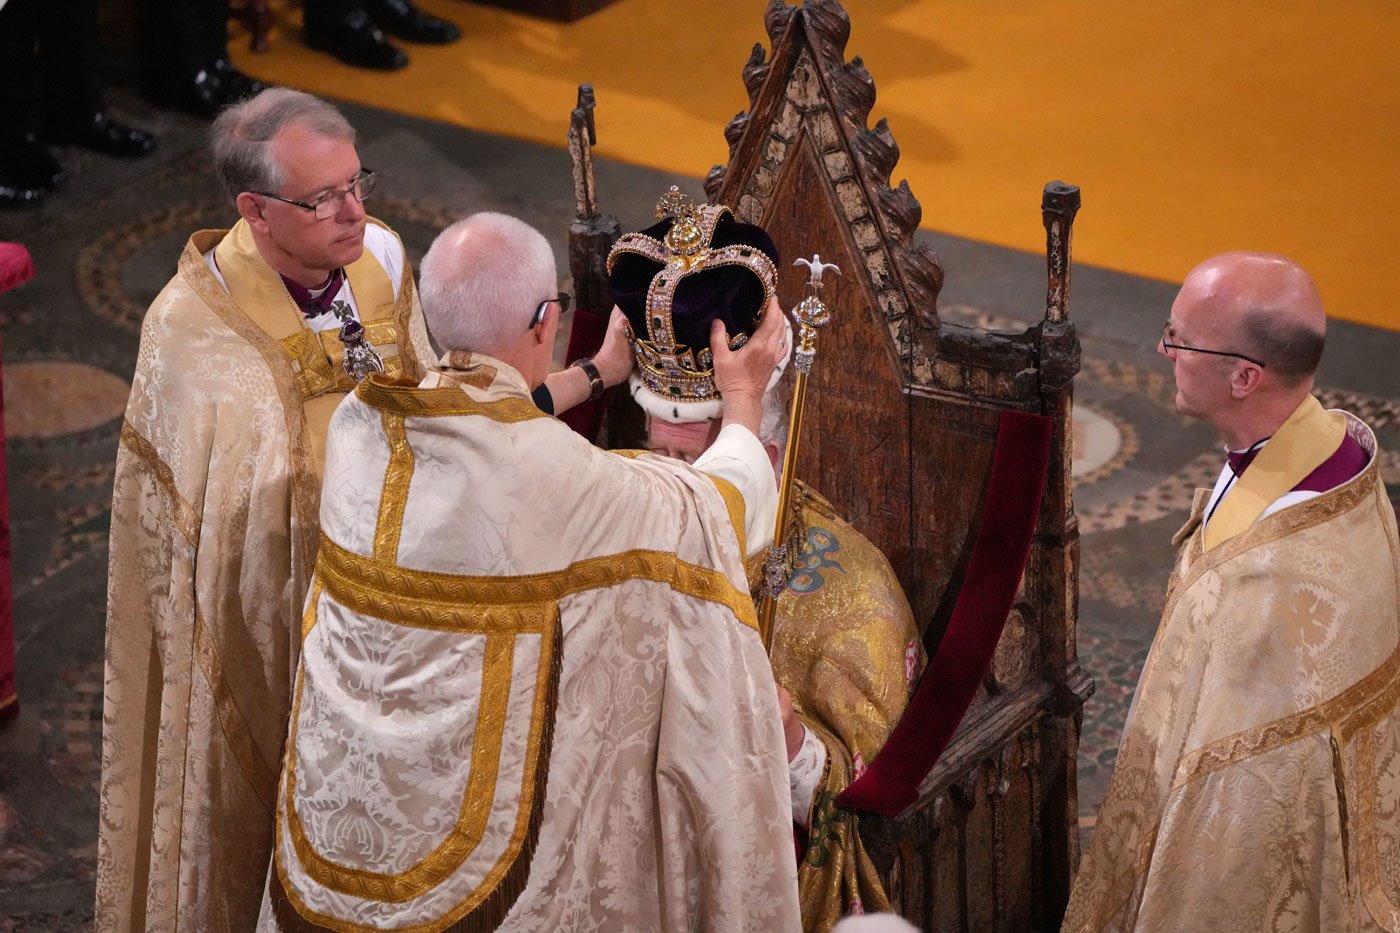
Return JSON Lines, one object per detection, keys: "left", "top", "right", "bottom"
{"left": 1, "top": 94, "right": 1397, "bottom": 929}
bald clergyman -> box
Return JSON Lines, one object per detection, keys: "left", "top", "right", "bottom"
{"left": 1063, "top": 252, "right": 1400, "bottom": 932}
{"left": 261, "top": 212, "right": 802, "bottom": 931}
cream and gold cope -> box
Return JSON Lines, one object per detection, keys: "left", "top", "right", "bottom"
{"left": 262, "top": 355, "right": 801, "bottom": 931}
{"left": 1064, "top": 411, "right": 1400, "bottom": 932}
{"left": 98, "top": 219, "right": 433, "bottom": 931}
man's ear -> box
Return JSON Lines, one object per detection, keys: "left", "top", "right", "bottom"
{"left": 235, "top": 192, "right": 269, "bottom": 232}
{"left": 763, "top": 442, "right": 781, "bottom": 471}
{"left": 1229, "top": 362, "right": 1265, "bottom": 399}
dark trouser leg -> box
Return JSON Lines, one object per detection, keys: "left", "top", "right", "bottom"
{"left": 36, "top": 0, "right": 101, "bottom": 119}
{"left": 0, "top": 0, "right": 60, "bottom": 195}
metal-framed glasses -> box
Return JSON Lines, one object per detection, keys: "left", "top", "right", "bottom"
{"left": 529, "top": 293, "right": 573, "bottom": 329}
{"left": 1160, "top": 321, "right": 1266, "bottom": 368}
{"left": 255, "top": 169, "right": 377, "bottom": 220}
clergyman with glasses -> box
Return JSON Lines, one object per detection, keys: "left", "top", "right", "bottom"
{"left": 1063, "top": 252, "right": 1400, "bottom": 931}
{"left": 98, "top": 87, "right": 437, "bottom": 931}
{"left": 259, "top": 211, "right": 803, "bottom": 929}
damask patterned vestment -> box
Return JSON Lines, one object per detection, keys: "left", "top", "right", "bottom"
{"left": 98, "top": 219, "right": 434, "bottom": 931}
{"left": 1064, "top": 413, "right": 1400, "bottom": 932}
{"left": 261, "top": 355, "right": 801, "bottom": 932}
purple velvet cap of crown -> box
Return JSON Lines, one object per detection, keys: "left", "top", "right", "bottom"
{"left": 607, "top": 215, "right": 781, "bottom": 352}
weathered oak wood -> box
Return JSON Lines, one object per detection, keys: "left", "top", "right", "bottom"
{"left": 704, "top": 2, "right": 1092, "bottom": 928}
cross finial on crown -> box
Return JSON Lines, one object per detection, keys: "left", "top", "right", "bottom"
{"left": 655, "top": 185, "right": 696, "bottom": 221}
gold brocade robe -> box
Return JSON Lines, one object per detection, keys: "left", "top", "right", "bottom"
{"left": 263, "top": 360, "right": 801, "bottom": 932}
{"left": 97, "top": 219, "right": 433, "bottom": 932}
{"left": 1064, "top": 415, "right": 1400, "bottom": 932}
{"left": 751, "top": 481, "right": 925, "bottom": 931}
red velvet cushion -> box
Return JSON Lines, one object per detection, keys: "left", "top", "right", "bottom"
{"left": 0, "top": 243, "right": 35, "bottom": 295}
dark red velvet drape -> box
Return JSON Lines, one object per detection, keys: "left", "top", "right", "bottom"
{"left": 838, "top": 408, "right": 1053, "bottom": 816}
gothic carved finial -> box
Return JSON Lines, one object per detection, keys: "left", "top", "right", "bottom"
{"left": 854, "top": 119, "right": 901, "bottom": 191}
{"left": 828, "top": 55, "right": 875, "bottom": 131}
{"left": 763, "top": 0, "right": 795, "bottom": 48}
{"left": 742, "top": 42, "right": 770, "bottom": 104}
{"left": 801, "top": 0, "right": 851, "bottom": 64}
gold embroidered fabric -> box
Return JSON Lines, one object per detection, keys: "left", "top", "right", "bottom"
{"left": 750, "top": 481, "right": 925, "bottom": 930}
{"left": 264, "top": 355, "right": 801, "bottom": 931}
{"left": 96, "top": 224, "right": 435, "bottom": 932}
{"left": 1064, "top": 414, "right": 1400, "bottom": 933}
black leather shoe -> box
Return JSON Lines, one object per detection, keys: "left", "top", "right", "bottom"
{"left": 48, "top": 111, "right": 157, "bottom": 157}
{"left": 304, "top": 9, "right": 410, "bottom": 71}
{"left": 0, "top": 174, "right": 50, "bottom": 207}
{"left": 211, "top": 58, "right": 270, "bottom": 103}
{"left": 366, "top": 0, "right": 461, "bottom": 44}
{"left": 151, "top": 67, "right": 228, "bottom": 117}
{"left": 0, "top": 130, "right": 62, "bottom": 188}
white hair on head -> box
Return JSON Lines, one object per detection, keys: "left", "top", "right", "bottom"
{"left": 418, "top": 212, "right": 557, "bottom": 356}
{"left": 210, "top": 87, "right": 355, "bottom": 202}
{"left": 832, "top": 913, "right": 921, "bottom": 933}
{"left": 758, "top": 373, "right": 792, "bottom": 450}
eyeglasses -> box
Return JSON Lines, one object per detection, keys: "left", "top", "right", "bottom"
{"left": 1160, "top": 321, "right": 1266, "bottom": 368}
{"left": 528, "top": 293, "right": 573, "bottom": 329}
{"left": 254, "top": 169, "right": 378, "bottom": 221}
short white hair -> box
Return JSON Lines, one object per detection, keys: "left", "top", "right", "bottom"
{"left": 832, "top": 914, "right": 921, "bottom": 933}
{"left": 758, "top": 376, "right": 792, "bottom": 450}
{"left": 418, "top": 212, "right": 557, "bottom": 355}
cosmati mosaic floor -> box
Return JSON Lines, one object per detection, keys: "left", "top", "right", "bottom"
{"left": 1, "top": 94, "right": 1397, "bottom": 930}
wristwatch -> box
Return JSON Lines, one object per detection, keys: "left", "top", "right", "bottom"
{"left": 570, "top": 357, "right": 605, "bottom": 401}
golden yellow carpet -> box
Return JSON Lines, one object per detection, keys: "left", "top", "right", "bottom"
{"left": 233, "top": 1, "right": 1400, "bottom": 331}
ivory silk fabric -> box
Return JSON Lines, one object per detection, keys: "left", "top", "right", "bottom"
{"left": 262, "top": 357, "right": 801, "bottom": 932}
{"left": 98, "top": 220, "right": 433, "bottom": 932}
{"left": 755, "top": 482, "right": 924, "bottom": 929}
{"left": 1064, "top": 414, "right": 1400, "bottom": 933}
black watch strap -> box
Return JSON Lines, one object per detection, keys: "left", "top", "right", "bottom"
{"left": 571, "top": 357, "right": 605, "bottom": 402}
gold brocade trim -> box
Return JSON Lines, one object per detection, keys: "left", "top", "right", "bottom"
{"left": 192, "top": 609, "right": 278, "bottom": 814}
{"left": 372, "top": 412, "right": 415, "bottom": 563}
{"left": 1204, "top": 395, "right": 1345, "bottom": 549}
{"left": 284, "top": 625, "right": 524, "bottom": 900}
{"left": 355, "top": 375, "right": 548, "bottom": 424}
{"left": 1348, "top": 722, "right": 1400, "bottom": 930}
{"left": 1171, "top": 636, "right": 1400, "bottom": 790}
{"left": 707, "top": 474, "right": 747, "bottom": 560}
{"left": 301, "top": 582, "right": 322, "bottom": 642}
{"left": 179, "top": 235, "right": 320, "bottom": 567}
{"left": 380, "top": 218, "right": 425, "bottom": 383}
{"left": 118, "top": 420, "right": 202, "bottom": 548}
{"left": 273, "top": 612, "right": 563, "bottom": 932}
{"left": 436, "top": 353, "right": 498, "bottom": 390}
{"left": 1170, "top": 460, "right": 1377, "bottom": 625}
{"left": 317, "top": 534, "right": 758, "bottom": 632}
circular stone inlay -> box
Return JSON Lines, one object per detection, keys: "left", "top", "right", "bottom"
{"left": 1072, "top": 404, "right": 1124, "bottom": 479}
{"left": 2, "top": 362, "right": 130, "bottom": 438}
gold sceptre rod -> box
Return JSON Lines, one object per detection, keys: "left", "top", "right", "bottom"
{"left": 757, "top": 254, "right": 840, "bottom": 652}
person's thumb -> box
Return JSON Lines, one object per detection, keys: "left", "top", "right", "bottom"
{"left": 709, "top": 318, "right": 729, "bottom": 357}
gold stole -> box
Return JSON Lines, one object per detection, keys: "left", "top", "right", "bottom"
{"left": 213, "top": 219, "right": 407, "bottom": 475}
{"left": 1204, "top": 394, "right": 1346, "bottom": 549}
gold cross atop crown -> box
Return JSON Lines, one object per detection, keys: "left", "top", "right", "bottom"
{"left": 656, "top": 186, "right": 706, "bottom": 267}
